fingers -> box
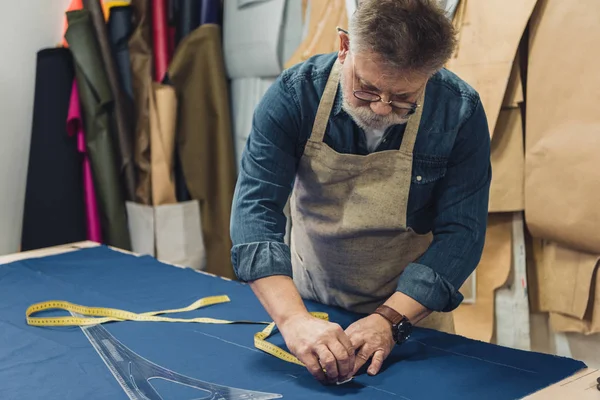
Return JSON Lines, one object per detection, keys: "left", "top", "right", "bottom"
{"left": 353, "top": 347, "right": 372, "bottom": 375}
{"left": 314, "top": 345, "right": 339, "bottom": 382}
{"left": 368, "top": 349, "right": 385, "bottom": 375}
{"left": 327, "top": 339, "right": 354, "bottom": 380}
{"left": 299, "top": 352, "right": 327, "bottom": 383}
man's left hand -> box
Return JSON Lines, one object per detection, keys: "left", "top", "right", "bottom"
{"left": 344, "top": 314, "right": 395, "bottom": 376}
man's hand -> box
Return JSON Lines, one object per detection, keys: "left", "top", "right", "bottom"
{"left": 345, "top": 313, "right": 395, "bottom": 376}
{"left": 278, "top": 313, "right": 356, "bottom": 384}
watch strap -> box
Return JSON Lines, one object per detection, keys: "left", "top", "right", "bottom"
{"left": 373, "top": 305, "right": 405, "bottom": 326}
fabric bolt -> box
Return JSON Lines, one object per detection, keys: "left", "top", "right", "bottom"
{"left": 67, "top": 80, "right": 103, "bottom": 243}
{"left": 0, "top": 246, "right": 587, "bottom": 399}
{"left": 21, "top": 48, "right": 87, "bottom": 251}
{"left": 167, "top": 0, "right": 177, "bottom": 56}
{"left": 168, "top": 24, "right": 238, "bottom": 279}
{"left": 65, "top": 10, "right": 132, "bottom": 250}
{"left": 230, "top": 53, "right": 491, "bottom": 313}
{"left": 200, "top": 0, "right": 221, "bottom": 25}
{"left": 149, "top": 82, "right": 178, "bottom": 206}
{"left": 176, "top": 0, "right": 201, "bottom": 44}
{"left": 83, "top": 0, "right": 137, "bottom": 203}
{"left": 102, "top": 0, "right": 131, "bottom": 18}
{"left": 61, "top": 0, "right": 83, "bottom": 48}
{"left": 152, "top": 0, "right": 170, "bottom": 82}
{"left": 129, "top": 0, "right": 153, "bottom": 205}
{"left": 107, "top": 5, "right": 134, "bottom": 100}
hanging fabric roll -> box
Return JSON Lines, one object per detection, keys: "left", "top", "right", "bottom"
{"left": 82, "top": 0, "right": 136, "bottom": 203}
{"left": 149, "top": 82, "right": 178, "bottom": 206}
{"left": 67, "top": 80, "right": 103, "bottom": 243}
{"left": 168, "top": 24, "right": 237, "bottom": 279}
{"left": 107, "top": 5, "right": 134, "bottom": 100}
{"left": 152, "top": 0, "right": 170, "bottom": 82}
{"left": 200, "top": 0, "right": 221, "bottom": 25}
{"left": 21, "top": 48, "right": 87, "bottom": 251}
{"left": 176, "top": 0, "right": 201, "bottom": 45}
{"left": 65, "top": 9, "right": 132, "bottom": 251}
{"left": 128, "top": 0, "right": 153, "bottom": 205}
{"left": 61, "top": 0, "right": 83, "bottom": 48}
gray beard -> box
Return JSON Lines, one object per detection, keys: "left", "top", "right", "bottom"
{"left": 339, "top": 76, "right": 408, "bottom": 131}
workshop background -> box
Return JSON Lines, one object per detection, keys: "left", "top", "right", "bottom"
{"left": 1, "top": 0, "right": 598, "bottom": 370}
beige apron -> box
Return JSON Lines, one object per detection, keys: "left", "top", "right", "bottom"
{"left": 290, "top": 60, "right": 454, "bottom": 333}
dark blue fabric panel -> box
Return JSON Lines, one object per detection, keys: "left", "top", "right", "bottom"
{"left": 0, "top": 246, "right": 586, "bottom": 399}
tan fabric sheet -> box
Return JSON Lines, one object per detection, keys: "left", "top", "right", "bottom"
{"left": 525, "top": 0, "right": 600, "bottom": 254}
{"left": 488, "top": 108, "right": 524, "bottom": 212}
{"left": 285, "top": 0, "right": 348, "bottom": 68}
{"left": 454, "top": 213, "right": 512, "bottom": 342}
{"left": 529, "top": 239, "right": 600, "bottom": 334}
{"left": 445, "top": 0, "right": 537, "bottom": 136}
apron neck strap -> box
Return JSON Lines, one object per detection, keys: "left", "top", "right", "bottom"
{"left": 399, "top": 87, "right": 426, "bottom": 154}
{"left": 310, "top": 59, "right": 342, "bottom": 143}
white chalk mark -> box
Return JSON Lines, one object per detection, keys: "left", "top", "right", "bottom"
{"left": 194, "top": 331, "right": 262, "bottom": 354}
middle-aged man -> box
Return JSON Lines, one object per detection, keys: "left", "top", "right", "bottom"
{"left": 230, "top": 0, "right": 491, "bottom": 385}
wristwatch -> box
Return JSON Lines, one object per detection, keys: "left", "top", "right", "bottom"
{"left": 373, "top": 305, "right": 413, "bottom": 345}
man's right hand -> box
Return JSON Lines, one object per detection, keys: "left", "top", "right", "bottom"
{"left": 278, "top": 312, "right": 355, "bottom": 384}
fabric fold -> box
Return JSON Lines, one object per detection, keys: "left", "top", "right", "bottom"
{"left": 83, "top": 0, "right": 137, "bottom": 202}
{"left": 168, "top": 24, "right": 237, "bottom": 279}
{"left": 107, "top": 5, "right": 134, "bottom": 100}
{"left": 65, "top": 9, "right": 132, "bottom": 250}
{"left": 129, "top": 0, "right": 153, "bottom": 205}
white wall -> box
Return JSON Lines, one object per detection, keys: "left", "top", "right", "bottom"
{"left": 0, "top": 0, "right": 71, "bottom": 255}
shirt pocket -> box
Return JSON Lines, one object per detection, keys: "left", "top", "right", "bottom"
{"left": 408, "top": 156, "right": 448, "bottom": 215}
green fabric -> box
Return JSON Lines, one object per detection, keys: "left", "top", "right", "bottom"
{"left": 66, "top": 9, "right": 131, "bottom": 251}
{"left": 83, "top": 0, "right": 137, "bottom": 202}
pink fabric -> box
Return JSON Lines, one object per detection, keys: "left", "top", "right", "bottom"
{"left": 67, "top": 80, "right": 103, "bottom": 243}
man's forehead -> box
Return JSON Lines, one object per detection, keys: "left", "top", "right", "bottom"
{"left": 353, "top": 53, "right": 427, "bottom": 95}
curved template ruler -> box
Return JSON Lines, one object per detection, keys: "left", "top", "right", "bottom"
{"left": 72, "top": 311, "right": 282, "bottom": 400}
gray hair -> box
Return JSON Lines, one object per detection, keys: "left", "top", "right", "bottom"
{"left": 348, "top": 0, "right": 457, "bottom": 73}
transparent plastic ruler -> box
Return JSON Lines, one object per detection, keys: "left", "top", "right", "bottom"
{"left": 72, "top": 312, "right": 282, "bottom": 400}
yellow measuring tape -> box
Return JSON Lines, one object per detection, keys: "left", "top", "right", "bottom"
{"left": 26, "top": 295, "right": 328, "bottom": 368}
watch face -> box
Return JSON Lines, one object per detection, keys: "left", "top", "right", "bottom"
{"left": 394, "top": 319, "right": 412, "bottom": 344}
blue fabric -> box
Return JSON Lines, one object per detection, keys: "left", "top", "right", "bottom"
{"left": 0, "top": 246, "right": 586, "bottom": 399}
{"left": 230, "top": 52, "right": 492, "bottom": 312}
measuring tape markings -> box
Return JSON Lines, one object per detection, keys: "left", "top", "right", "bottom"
{"left": 26, "top": 296, "right": 330, "bottom": 368}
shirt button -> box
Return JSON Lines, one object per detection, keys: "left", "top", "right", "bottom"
{"left": 416, "top": 175, "right": 422, "bottom": 182}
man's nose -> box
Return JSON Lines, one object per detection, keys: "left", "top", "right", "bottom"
{"left": 370, "top": 100, "right": 393, "bottom": 116}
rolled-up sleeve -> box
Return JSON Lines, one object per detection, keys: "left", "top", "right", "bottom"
{"left": 396, "top": 97, "right": 492, "bottom": 312}
{"left": 230, "top": 72, "right": 301, "bottom": 282}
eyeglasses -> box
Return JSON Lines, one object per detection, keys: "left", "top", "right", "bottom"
{"left": 351, "top": 57, "right": 419, "bottom": 117}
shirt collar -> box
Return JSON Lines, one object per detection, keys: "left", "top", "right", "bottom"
{"left": 332, "top": 83, "right": 345, "bottom": 117}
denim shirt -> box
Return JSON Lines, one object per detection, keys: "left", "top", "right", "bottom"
{"left": 230, "top": 52, "right": 491, "bottom": 313}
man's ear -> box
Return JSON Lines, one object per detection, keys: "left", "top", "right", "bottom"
{"left": 337, "top": 28, "right": 350, "bottom": 63}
